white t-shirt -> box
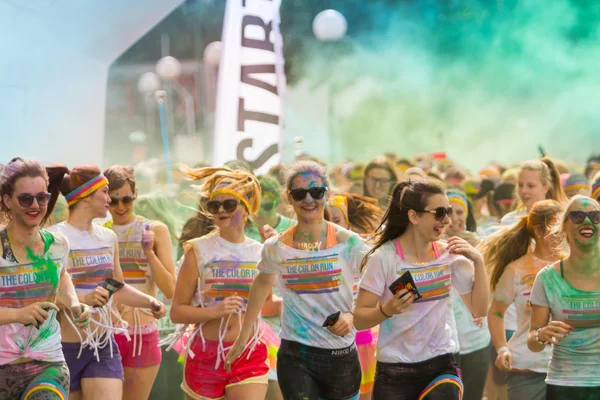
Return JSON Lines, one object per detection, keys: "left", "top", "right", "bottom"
{"left": 447, "top": 291, "right": 460, "bottom": 354}
{"left": 359, "top": 241, "right": 474, "bottom": 363}
{"left": 258, "top": 231, "right": 369, "bottom": 349}
{"left": 452, "top": 288, "right": 490, "bottom": 355}
{"left": 185, "top": 232, "right": 262, "bottom": 309}
{"left": 494, "top": 253, "right": 551, "bottom": 372}
{"left": 0, "top": 230, "right": 69, "bottom": 365}
{"left": 48, "top": 222, "right": 116, "bottom": 295}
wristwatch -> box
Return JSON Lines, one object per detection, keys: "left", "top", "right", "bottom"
{"left": 535, "top": 328, "right": 548, "bottom": 345}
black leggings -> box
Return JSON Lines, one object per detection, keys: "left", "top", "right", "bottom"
{"left": 546, "top": 384, "right": 600, "bottom": 400}
{"left": 456, "top": 346, "right": 490, "bottom": 400}
{"left": 373, "top": 353, "right": 462, "bottom": 400}
{"left": 277, "top": 339, "right": 361, "bottom": 400}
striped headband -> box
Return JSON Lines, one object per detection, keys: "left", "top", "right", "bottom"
{"left": 329, "top": 195, "right": 349, "bottom": 224}
{"left": 210, "top": 182, "right": 251, "bottom": 212}
{"left": 65, "top": 174, "right": 108, "bottom": 206}
{"left": 593, "top": 181, "right": 600, "bottom": 199}
{"left": 563, "top": 174, "right": 590, "bottom": 192}
{"left": 447, "top": 192, "right": 468, "bottom": 216}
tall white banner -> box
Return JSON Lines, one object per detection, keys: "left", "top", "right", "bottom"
{"left": 213, "top": 0, "right": 286, "bottom": 173}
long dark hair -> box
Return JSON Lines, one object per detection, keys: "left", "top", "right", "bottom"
{"left": 360, "top": 178, "right": 446, "bottom": 271}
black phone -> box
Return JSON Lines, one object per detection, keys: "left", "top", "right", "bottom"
{"left": 93, "top": 278, "right": 124, "bottom": 308}
{"left": 322, "top": 311, "right": 341, "bottom": 327}
{"left": 388, "top": 271, "right": 422, "bottom": 300}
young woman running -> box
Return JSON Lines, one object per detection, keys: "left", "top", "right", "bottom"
{"left": 103, "top": 165, "right": 176, "bottom": 400}
{"left": 354, "top": 178, "right": 490, "bottom": 399}
{"left": 443, "top": 189, "right": 490, "bottom": 400}
{"left": 484, "top": 200, "right": 564, "bottom": 400}
{"left": 0, "top": 157, "right": 90, "bottom": 400}
{"left": 327, "top": 193, "right": 383, "bottom": 400}
{"left": 528, "top": 196, "right": 600, "bottom": 399}
{"left": 48, "top": 165, "right": 166, "bottom": 400}
{"left": 225, "top": 161, "right": 370, "bottom": 400}
{"left": 170, "top": 166, "right": 279, "bottom": 400}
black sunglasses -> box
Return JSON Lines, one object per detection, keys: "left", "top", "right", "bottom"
{"left": 415, "top": 206, "right": 453, "bottom": 221}
{"left": 110, "top": 196, "right": 136, "bottom": 206}
{"left": 16, "top": 193, "right": 51, "bottom": 208}
{"left": 261, "top": 201, "right": 276, "bottom": 212}
{"left": 207, "top": 199, "right": 239, "bottom": 214}
{"left": 568, "top": 211, "right": 600, "bottom": 225}
{"left": 288, "top": 187, "right": 328, "bottom": 202}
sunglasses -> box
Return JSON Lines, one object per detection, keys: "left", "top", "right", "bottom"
{"left": 415, "top": 206, "right": 453, "bottom": 221}
{"left": 16, "top": 193, "right": 51, "bottom": 208}
{"left": 568, "top": 210, "right": 600, "bottom": 224}
{"left": 288, "top": 187, "right": 328, "bottom": 202}
{"left": 366, "top": 176, "right": 392, "bottom": 186}
{"left": 207, "top": 199, "right": 239, "bottom": 214}
{"left": 110, "top": 196, "right": 136, "bottom": 206}
{"left": 261, "top": 202, "right": 276, "bottom": 212}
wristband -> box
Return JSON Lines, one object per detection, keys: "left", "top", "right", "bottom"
{"left": 497, "top": 345, "right": 509, "bottom": 354}
{"left": 379, "top": 304, "right": 392, "bottom": 318}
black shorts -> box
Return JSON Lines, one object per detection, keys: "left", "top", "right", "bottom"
{"left": 277, "top": 339, "right": 361, "bottom": 400}
{"left": 373, "top": 353, "right": 463, "bottom": 400}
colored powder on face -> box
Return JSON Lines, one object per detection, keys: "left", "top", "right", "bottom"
{"left": 26, "top": 247, "right": 60, "bottom": 288}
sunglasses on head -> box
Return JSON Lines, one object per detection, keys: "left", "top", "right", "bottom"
{"left": 207, "top": 199, "right": 239, "bottom": 214}
{"left": 110, "top": 196, "right": 136, "bottom": 206}
{"left": 568, "top": 210, "right": 600, "bottom": 224}
{"left": 288, "top": 187, "right": 328, "bottom": 202}
{"left": 16, "top": 193, "right": 51, "bottom": 208}
{"left": 415, "top": 206, "right": 453, "bottom": 221}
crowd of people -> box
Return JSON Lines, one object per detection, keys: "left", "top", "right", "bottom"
{"left": 0, "top": 150, "right": 599, "bottom": 400}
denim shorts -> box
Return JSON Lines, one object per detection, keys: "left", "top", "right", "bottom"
{"left": 277, "top": 339, "right": 361, "bottom": 400}
{"left": 373, "top": 353, "right": 463, "bottom": 400}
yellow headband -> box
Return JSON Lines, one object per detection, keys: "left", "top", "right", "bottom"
{"left": 329, "top": 195, "right": 349, "bottom": 225}
{"left": 447, "top": 193, "right": 468, "bottom": 217}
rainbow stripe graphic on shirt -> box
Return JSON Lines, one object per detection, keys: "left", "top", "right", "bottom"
{"left": 118, "top": 242, "right": 148, "bottom": 286}
{"left": 562, "top": 296, "right": 600, "bottom": 328}
{"left": 203, "top": 260, "right": 258, "bottom": 300}
{"left": 411, "top": 265, "right": 451, "bottom": 303}
{"left": 0, "top": 259, "right": 62, "bottom": 308}
{"left": 281, "top": 254, "right": 341, "bottom": 295}
{"left": 520, "top": 274, "right": 536, "bottom": 308}
{"left": 68, "top": 247, "right": 114, "bottom": 292}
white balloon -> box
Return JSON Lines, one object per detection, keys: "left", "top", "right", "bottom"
{"left": 203, "top": 41, "right": 223, "bottom": 66}
{"left": 156, "top": 56, "right": 182, "bottom": 80}
{"left": 137, "top": 72, "right": 161, "bottom": 93}
{"left": 312, "top": 9, "right": 347, "bottom": 42}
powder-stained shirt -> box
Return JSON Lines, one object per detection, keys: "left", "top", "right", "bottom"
{"left": 259, "top": 230, "right": 369, "bottom": 349}
{"left": 186, "top": 232, "right": 262, "bottom": 309}
{"left": 452, "top": 289, "right": 490, "bottom": 355}
{"left": 494, "top": 253, "right": 552, "bottom": 372}
{"left": 360, "top": 241, "right": 474, "bottom": 363}
{"left": 48, "top": 223, "right": 116, "bottom": 296}
{"left": 0, "top": 231, "right": 69, "bottom": 365}
{"left": 530, "top": 265, "right": 600, "bottom": 387}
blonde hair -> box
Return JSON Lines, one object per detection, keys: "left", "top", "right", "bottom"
{"left": 481, "top": 199, "right": 564, "bottom": 291}
{"left": 520, "top": 157, "right": 568, "bottom": 205}
{"left": 181, "top": 166, "right": 261, "bottom": 215}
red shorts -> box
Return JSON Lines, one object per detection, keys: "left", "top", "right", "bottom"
{"left": 182, "top": 336, "right": 269, "bottom": 400}
{"left": 114, "top": 327, "right": 162, "bottom": 368}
